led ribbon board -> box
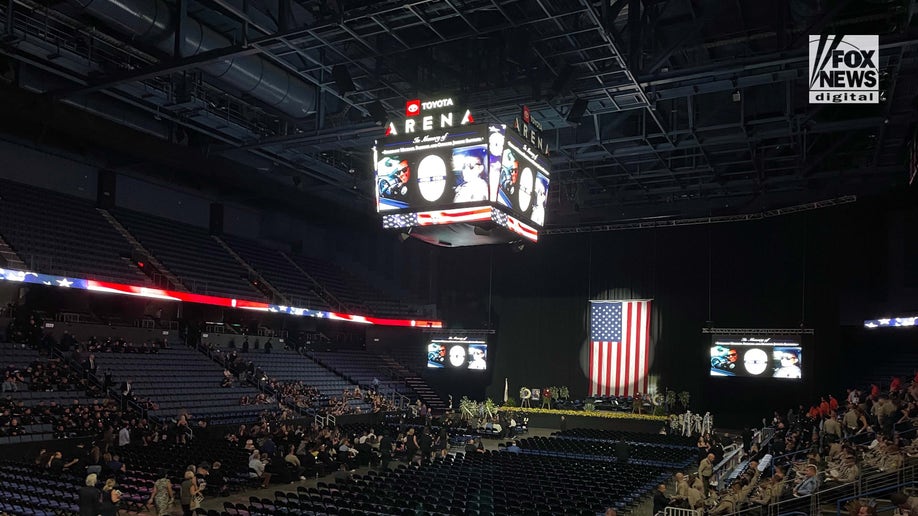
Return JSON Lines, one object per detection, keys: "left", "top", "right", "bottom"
{"left": 0, "top": 267, "right": 442, "bottom": 328}
{"left": 864, "top": 316, "right": 917, "bottom": 328}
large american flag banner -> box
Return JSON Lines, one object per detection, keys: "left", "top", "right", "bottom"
{"left": 589, "top": 300, "right": 652, "bottom": 397}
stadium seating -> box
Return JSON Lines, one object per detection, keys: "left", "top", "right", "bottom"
{"left": 110, "top": 208, "right": 261, "bottom": 300}
{"left": 310, "top": 350, "right": 413, "bottom": 395}
{"left": 90, "top": 345, "right": 268, "bottom": 424}
{"left": 858, "top": 350, "right": 918, "bottom": 392}
{"left": 513, "top": 435, "right": 697, "bottom": 468}
{"left": 286, "top": 254, "right": 420, "bottom": 317}
{"left": 0, "top": 438, "right": 253, "bottom": 516}
{"left": 372, "top": 348, "right": 446, "bottom": 410}
{"left": 0, "top": 341, "right": 39, "bottom": 368}
{"left": 554, "top": 427, "right": 698, "bottom": 447}
{"left": 220, "top": 234, "right": 330, "bottom": 309}
{"left": 241, "top": 349, "right": 372, "bottom": 413}
{"left": 309, "top": 349, "right": 445, "bottom": 411}
{"left": 271, "top": 450, "right": 671, "bottom": 514}
{"left": 0, "top": 462, "right": 81, "bottom": 515}
{"left": 0, "top": 179, "right": 146, "bottom": 285}
{"left": 0, "top": 179, "right": 428, "bottom": 319}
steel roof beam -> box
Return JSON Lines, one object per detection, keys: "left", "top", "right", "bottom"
{"left": 50, "top": 44, "right": 264, "bottom": 99}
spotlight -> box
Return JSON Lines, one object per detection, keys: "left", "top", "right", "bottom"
{"left": 367, "top": 101, "right": 387, "bottom": 125}
{"left": 549, "top": 64, "right": 574, "bottom": 99}
{"left": 332, "top": 64, "right": 356, "bottom": 93}
{"left": 566, "top": 98, "right": 588, "bottom": 126}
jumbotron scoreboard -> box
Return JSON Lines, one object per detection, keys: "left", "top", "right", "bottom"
{"left": 373, "top": 97, "right": 550, "bottom": 247}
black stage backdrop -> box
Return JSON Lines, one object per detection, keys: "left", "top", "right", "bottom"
{"left": 433, "top": 194, "right": 909, "bottom": 428}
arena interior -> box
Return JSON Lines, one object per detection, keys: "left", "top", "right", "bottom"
{"left": 1, "top": 0, "right": 918, "bottom": 515}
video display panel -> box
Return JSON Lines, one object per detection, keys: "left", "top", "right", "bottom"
{"left": 427, "top": 338, "right": 487, "bottom": 370}
{"left": 710, "top": 336, "right": 802, "bottom": 379}
{"left": 375, "top": 126, "right": 490, "bottom": 212}
{"left": 374, "top": 124, "right": 550, "bottom": 230}
{"left": 493, "top": 127, "right": 550, "bottom": 227}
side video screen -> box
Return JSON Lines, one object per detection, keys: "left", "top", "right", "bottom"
{"left": 427, "top": 339, "right": 487, "bottom": 370}
{"left": 710, "top": 336, "right": 802, "bottom": 379}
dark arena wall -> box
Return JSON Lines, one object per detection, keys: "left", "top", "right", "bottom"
{"left": 0, "top": 134, "right": 915, "bottom": 430}
{"left": 434, "top": 194, "right": 916, "bottom": 428}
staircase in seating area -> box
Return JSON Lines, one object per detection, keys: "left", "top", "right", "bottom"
{"left": 379, "top": 355, "right": 447, "bottom": 412}
{"left": 212, "top": 235, "right": 287, "bottom": 303}
{"left": 96, "top": 208, "right": 185, "bottom": 290}
{"left": 281, "top": 252, "right": 348, "bottom": 311}
{"left": 0, "top": 234, "right": 26, "bottom": 270}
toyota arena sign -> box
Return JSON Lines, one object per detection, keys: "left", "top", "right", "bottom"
{"left": 386, "top": 97, "right": 474, "bottom": 136}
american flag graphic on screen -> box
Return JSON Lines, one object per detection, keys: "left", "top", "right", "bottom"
{"left": 589, "top": 300, "right": 651, "bottom": 397}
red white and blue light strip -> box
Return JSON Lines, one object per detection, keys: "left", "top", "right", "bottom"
{"left": 864, "top": 316, "right": 917, "bottom": 329}
{"left": 0, "top": 267, "right": 443, "bottom": 328}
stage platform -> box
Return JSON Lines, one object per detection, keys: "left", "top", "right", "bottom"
{"left": 499, "top": 407, "right": 667, "bottom": 433}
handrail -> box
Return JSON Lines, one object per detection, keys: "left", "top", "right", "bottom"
{"left": 51, "top": 347, "right": 152, "bottom": 422}
{"left": 836, "top": 479, "right": 917, "bottom": 514}
{"left": 713, "top": 443, "right": 746, "bottom": 491}
{"left": 196, "top": 340, "right": 309, "bottom": 418}
{"left": 768, "top": 447, "right": 815, "bottom": 477}
{"left": 723, "top": 461, "right": 918, "bottom": 515}
{"left": 312, "top": 413, "right": 336, "bottom": 428}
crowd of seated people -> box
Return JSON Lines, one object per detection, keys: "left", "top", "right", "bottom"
{"left": 3, "top": 308, "right": 44, "bottom": 347}
{"left": 60, "top": 337, "right": 173, "bottom": 413}
{"left": 0, "top": 357, "right": 114, "bottom": 436}
{"left": 654, "top": 375, "right": 918, "bottom": 515}
{"left": 81, "top": 336, "right": 165, "bottom": 354}
{"left": 2, "top": 367, "right": 25, "bottom": 393}
{"left": 14, "top": 359, "right": 101, "bottom": 393}
{"left": 239, "top": 393, "right": 275, "bottom": 406}
{"left": 219, "top": 415, "right": 460, "bottom": 489}
{"left": 220, "top": 350, "right": 262, "bottom": 383}
{"left": 272, "top": 381, "right": 320, "bottom": 410}
{"left": 252, "top": 377, "right": 398, "bottom": 417}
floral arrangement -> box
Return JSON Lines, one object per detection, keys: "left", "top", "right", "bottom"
{"left": 497, "top": 406, "right": 666, "bottom": 421}
{"left": 459, "top": 396, "right": 477, "bottom": 420}
{"left": 483, "top": 398, "right": 497, "bottom": 418}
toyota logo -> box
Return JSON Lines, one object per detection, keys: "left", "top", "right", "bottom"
{"left": 406, "top": 100, "right": 421, "bottom": 116}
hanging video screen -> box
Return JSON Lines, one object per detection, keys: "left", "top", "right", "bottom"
{"left": 375, "top": 126, "right": 490, "bottom": 212}
{"left": 427, "top": 339, "right": 487, "bottom": 370}
{"left": 710, "top": 336, "right": 802, "bottom": 379}
{"left": 374, "top": 124, "right": 550, "bottom": 230}
{"left": 492, "top": 127, "right": 551, "bottom": 227}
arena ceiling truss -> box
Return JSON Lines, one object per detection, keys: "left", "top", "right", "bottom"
{"left": 0, "top": 0, "right": 916, "bottom": 229}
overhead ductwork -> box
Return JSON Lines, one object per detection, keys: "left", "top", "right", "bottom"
{"left": 72, "top": 0, "right": 316, "bottom": 118}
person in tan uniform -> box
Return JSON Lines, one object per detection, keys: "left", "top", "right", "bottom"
{"left": 698, "top": 453, "right": 715, "bottom": 494}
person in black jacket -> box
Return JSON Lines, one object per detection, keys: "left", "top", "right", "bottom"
{"left": 652, "top": 483, "right": 670, "bottom": 514}
{"left": 78, "top": 473, "right": 101, "bottom": 516}
{"left": 378, "top": 433, "right": 393, "bottom": 471}
{"left": 419, "top": 427, "right": 433, "bottom": 463}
